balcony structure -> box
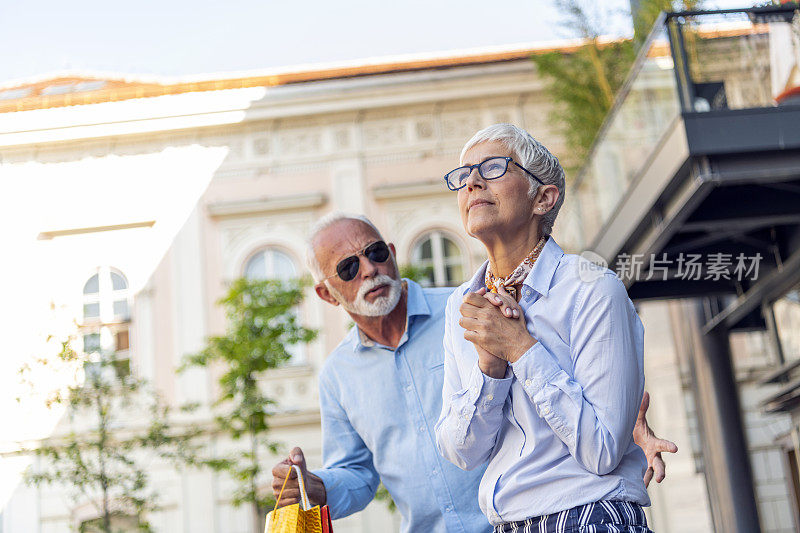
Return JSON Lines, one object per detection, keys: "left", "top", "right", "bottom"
{"left": 572, "top": 6, "right": 800, "bottom": 533}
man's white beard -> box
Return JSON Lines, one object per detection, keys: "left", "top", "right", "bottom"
{"left": 327, "top": 274, "right": 403, "bottom": 317}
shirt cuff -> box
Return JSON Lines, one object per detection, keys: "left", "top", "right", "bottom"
{"left": 510, "top": 341, "right": 562, "bottom": 397}
{"left": 466, "top": 361, "right": 512, "bottom": 408}
{"left": 311, "top": 468, "right": 345, "bottom": 516}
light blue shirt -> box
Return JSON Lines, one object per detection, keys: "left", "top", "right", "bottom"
{"left": 312, "top": 279, "right": 491, "bottom": 533}
{"left": 434, "top": 237, "right": 650, "bottom": 526}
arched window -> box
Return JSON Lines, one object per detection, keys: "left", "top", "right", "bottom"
{"left": 243, "top": 248, "right": 296, "bottom": 281}
{"left": 81, "top": 267, "right": 131, "bottom": 379}
{"left": 82, "top": 268, "right": 129, "bottom": 322}
{"left": 242, "top": 247, "right": 305, "bottom": 365}
{"left": 411, "top": 231, "right": 466, "bottom": 288}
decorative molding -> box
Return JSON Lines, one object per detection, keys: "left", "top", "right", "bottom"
{"left": 38, "top": 220, "right": 155, "bottom": 240}
{"left": 206, "top": 192, "right": 326, "bottom": 218}
{"left": 219, "top": 211, "right": 316, "bottom": 279}
{"left": 373, "top": 180, "right": 449, "bottom": 200}
{"left": 211, "top": 167, "right": 258, "bottom": 180}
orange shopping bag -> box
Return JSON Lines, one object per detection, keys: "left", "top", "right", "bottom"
{"left": 265, "top": 465, "right": 323, "bottom": 533}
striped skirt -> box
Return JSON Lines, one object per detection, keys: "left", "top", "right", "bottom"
{"left": 493, "top": 500, "right": 652, "bottom": 533}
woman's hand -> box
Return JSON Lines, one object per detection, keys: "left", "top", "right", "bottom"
{"left": 483, "top": 285, "right": 521, "bottom": 319}
{"left": 459, "top": 286, "right": 536, "bottom": 365}
{"left": 459, "top": 288, "right": 507, "bottom": 378}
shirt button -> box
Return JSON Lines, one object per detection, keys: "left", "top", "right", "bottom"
{"left": 419, "top": 426, "right": 425, "bottom": 433}
{"left": 486, "top": 394, "right": 494, "bottom": 401}
{"left": 406, "top": 385, "right": 412, "bottom": 392}
{"left": 432, "top": 469, "right": 438, "bottom": 475}
{"left": 541, "top": 406, "right": 551, "bottom": 415}
{"left": 525, "top": 379, "right": 532, "bottom": 387}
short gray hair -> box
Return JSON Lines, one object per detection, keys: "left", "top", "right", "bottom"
{"left": 306, "top": 212, "right": 384, "bottom": 282}
{"left": 460, "top": 123, "right": 566, "bottom": 236}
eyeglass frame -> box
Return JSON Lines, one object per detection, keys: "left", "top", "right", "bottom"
{"left": 443, "top": 156, "right": 545, "bottom": 191}
{"left": 322, "top": 240, "right": 392, "bottom": 282}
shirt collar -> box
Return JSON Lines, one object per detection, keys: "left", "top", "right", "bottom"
{"left": 522, "top": 236, "right": 564, "bottom": 298}
{"left": 462, "top": 237, "right": 565, "bottom": 298}
{"left": 354, "top": 279, "right": 429, "bottom": 351}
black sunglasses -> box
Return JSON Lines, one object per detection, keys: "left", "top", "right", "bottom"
{"left": 328, "top": 241, "right": 391, "bottom": 282}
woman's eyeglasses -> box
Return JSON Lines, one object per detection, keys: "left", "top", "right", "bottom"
{"left": 444, "top": 156, "right": 544, "bottom": 191}
{"left": 327, "top": 241, "right": 391, "bottom": 282}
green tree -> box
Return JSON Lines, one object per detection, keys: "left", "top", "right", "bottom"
{"left": 531, "top": 0, "right": 701, "bottom": 167}
{"left": 181, "top": 277, "right": 317, "bottom": 533}
{"left": 20, "top": 336, "right": 198, "bottom": 533}
{"left": 399, "top": 264, "right": 429, "bottom": 284}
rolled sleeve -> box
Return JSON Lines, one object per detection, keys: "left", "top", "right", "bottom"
{"left": 311, "top": 467, "right": 375, "bottom": 520}
{"left": 436, "top": 293, "right": 512, "bottom": 471}
{"left": 315, "top": 376, "right": 380, "bottom": 518}
{"left": 511, "top": 342, "right": 574, "bottom": 443}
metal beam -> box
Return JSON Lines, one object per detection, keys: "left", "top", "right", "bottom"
{"left": 688, "top": 298, "right": 762, "bottom": 533}
{"left": 666, "top": 5, "right": 798, "bottom": 19}
{"left": 680, "top": 213, "right": 800, "bottom": 233}
{"left": 703, "top": 247, "right": 800, "bottom": 334}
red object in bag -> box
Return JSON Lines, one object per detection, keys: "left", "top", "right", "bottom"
{"left": 321, "top": 505, "right": 333, "bottom": 533}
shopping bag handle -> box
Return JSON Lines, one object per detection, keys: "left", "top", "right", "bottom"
{"left": 274, "top": 464, "right": 312, "bottom": 512}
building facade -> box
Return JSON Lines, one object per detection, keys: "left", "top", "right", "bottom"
{"left": 0, "top": 32, "right": 797, "bottom": 532}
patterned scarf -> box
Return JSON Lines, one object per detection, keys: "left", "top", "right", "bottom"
{"left": 485, "top": 236, "right": 547, "bottom": 300}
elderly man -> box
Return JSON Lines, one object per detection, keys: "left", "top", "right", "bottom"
{"left": 271, "top": 212, "right": 675, "bottom": 533}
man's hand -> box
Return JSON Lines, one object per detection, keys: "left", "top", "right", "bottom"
{"left": 271, "top": 447, "right": 327, "bottom": 508}
{"left": 633, "top": 392, "right": 678, "bottom": 487}
{"left": 459, "top": 286, "right": 536, "bottom": 369}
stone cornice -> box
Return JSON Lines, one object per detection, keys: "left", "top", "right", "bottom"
{"left": 373, "top": 180, "right": 450, "bottom": 200}
{"left": 206, "top": 193, "right": 326, "bottom": 218}
{"left": 0, "top": 62, "right": 541, "bottom": 148}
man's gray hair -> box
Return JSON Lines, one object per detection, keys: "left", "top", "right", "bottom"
{"left": 306, "top": 212, "right": 384, "bottom": 282}
{"left": 460, "top": 123, "right": 566, "bottom": 236}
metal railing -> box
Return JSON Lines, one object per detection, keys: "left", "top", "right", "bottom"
{"left": 570, "top": 5, "right": 800, "bottom": 250}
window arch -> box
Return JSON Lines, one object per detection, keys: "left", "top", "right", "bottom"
{"left": 82, "top": 268, "right": 129, "bottom": 322}
{"left": 241, "top": 247, "right": 305, "bottom": 365}
{"left": 243, "top": 247, "right": 297, "bottom": 281}
{"left": 411, "top": 231, "right": 466, "bottom": 288}
{"left": 80, "top": 267, "right": 131, "bottom": 379}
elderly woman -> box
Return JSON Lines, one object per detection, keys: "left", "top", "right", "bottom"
{"left": 435, "top": 124, "right": 652, "bottom": 532}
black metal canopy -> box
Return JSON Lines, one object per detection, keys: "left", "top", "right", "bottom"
{"left": 575, "top": 5, "right": 800, "bottom": 335}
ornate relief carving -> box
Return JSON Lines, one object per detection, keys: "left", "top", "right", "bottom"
{"left": 277, "top": 130, "right": 323, "bottom": 156}
{"left": 442, "top": 113, "right": 482, "bottom": 140}
{"left": 362, "top": 121, "right": 407, "bottom": 148}
{"left": 415, "top": 120, "right": 435, "bottom": 140}
{"left": 363, "top": 151, "right": 424, "bottom": 166}
{"left": 333, "top": 128, "right": 351, "bottom": 150}
{"left": 219, "top": 211, "right": 317, "bottom": 279}
{"left": 492, "top": 110, "right": 512, "bottom": 124}
{"left": 253, "top": 137, "right": 270, "bottom": 155}
{"left": 222, "top": 226, "right": 254, "bottom": 257}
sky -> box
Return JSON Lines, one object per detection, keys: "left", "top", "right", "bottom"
{"left": 0, "top": 0, "right": 748, "bottom": 84}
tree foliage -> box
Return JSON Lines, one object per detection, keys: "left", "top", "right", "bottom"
{"left": 531, "top": 0, "right": 702, "bottom": 168}
{"left": 181, "top": 277, "right": 317, "bottom": 533}
{"left": 20, "top": 337, "right": 200, "bottom": 533}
